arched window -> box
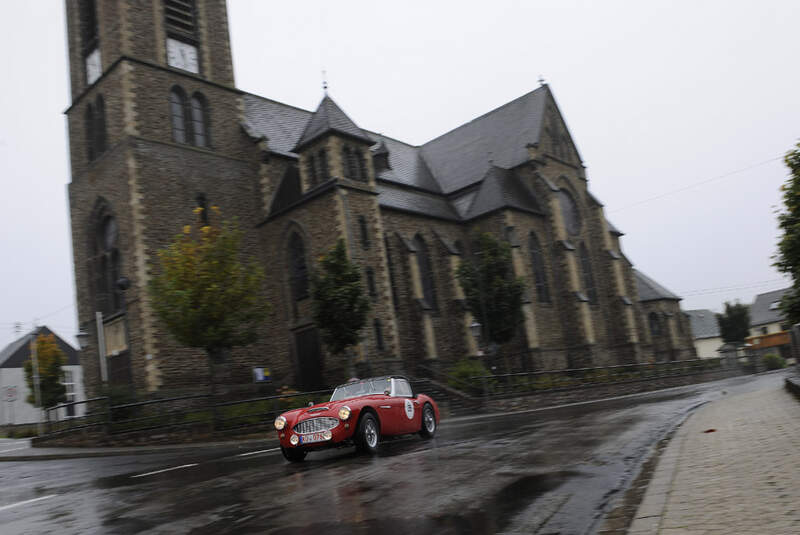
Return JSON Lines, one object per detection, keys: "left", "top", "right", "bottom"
{"left": 649, "top": 312, "right": 662, "bottom": 337}
{"left": 307, "top": 155, "right": 318, "bottom": 188}
{"left": 356, "top": 150, "right": 367, "bottom": 181}
{"left": 558, "top": 188, "right": 581, "bottom": 235}
{"left": 94, "top": 95, "right": 107, "bottom": 155}
{"left": 374, "top": 319, "right": 385, "bottom": 351}
{"left": 341, "top": 146, "right": 352, "bottom": 177}
{"left": 385, "top": 233, "right": 399, "bottom": 310}
{"left": 318, "top": 149, "right": 330, "bottom": 180}
{"left": 413, "top": 234, "right": 437, "bottom": 310}
{"left": 89, "top": 202, "right": 122, "bottom": 315}
{"left": 358, "top": 215, "right": 369, "bottom": 249}
{"left": 579, "top": 243, "right": 596, "bottom": 304}
{"left": 289, "top": 232, "right": 309, "bottom": 301}
{"left": 85, "top": 103, "right": 95, "bottom": 161}
{"left": 190, "top": 93, "right": 208, "bottom": 147}
{"left": 529, "top": 232, "right": 550, "bottom": 303}
{"left": 169, "top": 87, "right": 188, "bottom": 143}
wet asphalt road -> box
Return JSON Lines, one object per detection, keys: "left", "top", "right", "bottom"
{"left": 0, "top": 371, "right": 788, "bottom": 534}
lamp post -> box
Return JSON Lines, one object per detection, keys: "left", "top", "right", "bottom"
{"left": 470, "top": 320, "right": 483, "bottom": 356}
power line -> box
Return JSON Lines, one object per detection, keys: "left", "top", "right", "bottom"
{"left": 610, "top": 156, "right": 783, "bottom": 213}
{"left": 679, "top": 278, "right": 787, "bottom": 298}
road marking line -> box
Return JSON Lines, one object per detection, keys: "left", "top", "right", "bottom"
{"left": 0, "top": 495, "right": 56, "bottom": 512}
{"left": 236, "top": 448, "right": 280, "bottom": 457}
{"left": 130, "top": 463, "right": 198, "bottom": 478}
{"left": 0, "top": 447, "right": 28, "bottom": 454}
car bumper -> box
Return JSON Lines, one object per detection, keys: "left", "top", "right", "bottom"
{"left": 277, "top": 419, "right": 357, "bottom": 450}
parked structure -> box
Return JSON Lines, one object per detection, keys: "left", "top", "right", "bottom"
{"left": 685, "top": 309, "right": 724, "bottom": 359}
{"left": 64, "top": 0, "right": 696, "bottom": 398}
{"left": 0, "top": 326, "right": 85, "bottom": 426}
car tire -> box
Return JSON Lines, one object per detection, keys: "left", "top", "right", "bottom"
{"left": 281, "top": 446, "right": 307, "bottom": 463}
{"left": 355, "top": 413, "right": 380, "bottom": 454}
{"left": 419, "top": 403, "right": 436, "bottom": 439}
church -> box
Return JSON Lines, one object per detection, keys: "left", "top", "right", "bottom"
{"left": 65, "top": 0, "right": 696, "bottom": 398}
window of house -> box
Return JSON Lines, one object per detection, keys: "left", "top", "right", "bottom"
{"left": 579, "top": 243, "right": 597, "bottom": 304}
{"left": 413, "top": 234, "right": 438, "bottom": 310}
{"left": 90, "top": 206, "right": 122, "bottom": 316}
{"left": 79, "top": 0, "right": 99, "bottom": 53}
{"left": 529, "top": 232, "right": 550, "bottom": 303}
{"left": 86, "top": 95, "right": 107, "bottom": 162}
{"left": 63, "top": 369, "right": 76, "bottom": 417}
{"left": 342, "top": 146, "right": 353, "bottom": 177}
{"left": 289, "top": 232, "right": 309, "bottom": 300}
{"left": 195, "top": 193, "right": 209, "bottom": 226}
{"left": 318, "top": 149, "right": 330, "bottom": 180}
{"left": 169, "top": 87, "right": 209, "bottom": 148}
{"left": 366, "top": 267, "right": 377, "bottom": 297}
{"left": 649, "top": 312, "right": 661, "bottom": 337}
{"left": 385, "top": 234, "right": 399, "bottom": 310}
{"left": 356, "top": 150, "right": 367, "bottom": 181}
{"left": 358, "top": 215, "right": 370, "bottom": 249}
{"left": 760, "top": 326, "right": 768, "bottom": 335}
{"left": 307, "top": 155, "right": 318, "bottom": 188}
{"left": 374, "top": 319, "right": 385, "bottom": 351}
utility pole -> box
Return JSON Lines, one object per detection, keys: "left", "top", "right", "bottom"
{"left": 29, "top": 331, "right": 44, "bottom": 436}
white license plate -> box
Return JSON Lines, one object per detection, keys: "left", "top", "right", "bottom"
{"left": 299, "top": 432, "right": 329, "bottom": 444}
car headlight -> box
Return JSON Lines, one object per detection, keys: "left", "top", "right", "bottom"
{"left": 338, "top": 406, "right": 351, "bottom": 420}
{"left": 274, "top": 416, "right": 287, "bottom": 430}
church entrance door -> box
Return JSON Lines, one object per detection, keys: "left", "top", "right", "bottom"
{"left": 293, "top": 327, "right": 324, "bottom": 390}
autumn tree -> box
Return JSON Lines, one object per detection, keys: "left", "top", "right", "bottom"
{"left": 775, "top": 142, "right": 800, "bottom": 325}
{"left": 24, "top": 333, "right": 67, "bottom": 410}
{"left": 457, "top": 232, "right": 526, "bottom": 351}
{"left": 149, "top": 208, "right": 269, "bottom": 393}
{"left": 312, "top": 239, "right": 370, "bottom": 372}
{"left": 716, "top": 301, "right": 751, "bottom": 345}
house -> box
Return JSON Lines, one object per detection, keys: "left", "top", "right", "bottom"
{"left": 64, "top": 0, "right": 697, "bottom": 397}
{"left": 0, "top": 326, "right": 86, "bottom": 426}
{"left": 685, "top": 309, "right": 723, "bottom": 359}
{"left": 747, "top": 288, "right": 792, "bottom": 361}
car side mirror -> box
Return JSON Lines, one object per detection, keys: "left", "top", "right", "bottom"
{"left": 384, "top": 389, "right": 391, "bottom": 396}
{"left": 307, "top": 401, "right": 314, "bottom": 407}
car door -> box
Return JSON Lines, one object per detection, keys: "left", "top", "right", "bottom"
{"left": 394, "top": 378, "right": 421, "bottom": 434}
{"left": 372, "top": 378, "right": 402, "bottom": 435}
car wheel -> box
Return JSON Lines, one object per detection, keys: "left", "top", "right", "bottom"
{"left": 355, "top": 413, "right": 380, "bottom": 454}
{"left": 281, "top": 446, "right": 307, "bottom": 463}
{"left": 419, "top": 403, "right": 436, "bottom": 439}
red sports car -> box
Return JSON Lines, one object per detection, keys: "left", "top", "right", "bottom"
{"left": 273, "top": 375, "right": 440, "bottom": 462}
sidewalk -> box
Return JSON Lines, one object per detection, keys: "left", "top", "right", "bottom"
{"left": 629, "top": 379, "right": 800, "bottom": 534}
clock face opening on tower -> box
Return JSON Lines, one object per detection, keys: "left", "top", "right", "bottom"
{"left": 166, "top": 38, "right": 199, "bottom": 74}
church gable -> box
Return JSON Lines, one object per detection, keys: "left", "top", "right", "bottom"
{"left": 539, "top": 96, "right": 582, "bottom": 166}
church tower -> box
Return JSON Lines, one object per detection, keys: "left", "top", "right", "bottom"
{"left": 65, "top": 1, "right": 264, "bottom": 397}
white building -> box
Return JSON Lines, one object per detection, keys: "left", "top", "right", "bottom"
{"left": 0, "top": 326, "right": 86, "bottom": 426}
{"left": 685, "top": 309, "right": 724, "bottom": 359}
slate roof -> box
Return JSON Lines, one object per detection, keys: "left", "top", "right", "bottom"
{"left": 0, "top": 326, "right": 79, "bottom": 369}
{"left": 293, "top": 95, "right": 373, "bottom": 151}
{"left": 242, "top": 86, "right": 579, "bottom": 223}
{"left": 634, "top": 269, "right": 682, "bottom": 302}
{"left": 750, "top": 288, "right": 791, "bottom": 327}
{"left": 685, "top": 309, "right": 721, "bottom": 339}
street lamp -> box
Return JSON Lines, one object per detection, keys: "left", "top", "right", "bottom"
{"left": 470, "top": 321, "right": 483, "bottom": 356}
{"left": 76, "top": 330, "right": 90, "bottom": 350}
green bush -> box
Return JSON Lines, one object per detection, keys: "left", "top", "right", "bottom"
{"left": 448, "top": 359, "right": 493, "bottom": 396}
{"left": 762, "top": 354, "right": 786, "bottom": 370}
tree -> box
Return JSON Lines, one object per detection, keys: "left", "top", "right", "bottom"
{"left": 775, "top": 142, "right": 800, "bottom": 325}
{"left": 715, "top": 302, "right": 750, "bottom": 345}
{"left": 457, "top": 232, "right": 526, "bottom": 349}
{"left": 23, "top": 334, "right": 67, "bottom": 410}
{"left": 149, "top": 208, "right": 269, "bottom": 392}
{"left": 312, "top": 239, "right": 370, "bottom": 362}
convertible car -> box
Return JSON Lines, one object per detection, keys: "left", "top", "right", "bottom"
{"left": 274, "top": 375, "right": 440, "bottom": 462}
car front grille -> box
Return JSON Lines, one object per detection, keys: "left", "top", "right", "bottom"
{"left": 294, "top": 417, "right": 339, "bottom": 434}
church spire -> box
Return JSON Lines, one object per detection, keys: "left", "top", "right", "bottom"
{"left": 293, "top": 94, "right": 372, "bottom": 152}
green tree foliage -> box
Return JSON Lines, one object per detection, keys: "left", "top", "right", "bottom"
{"left": 23, "top": 334, "right": 67, "bottom": 409}
{"left": 149, "top": 208, "right": 269, "bottom": 364}
{"left": 715, "top": 302, "right": 751, "bottom": 345}
{"left": 312, "top": 239, "right": 370, "bottom": 356}
{"left": 457, "top": 232, "right": 526, "bottom": 346}
{"left": 775, "top": 142, "right": 800, "bottom": 325}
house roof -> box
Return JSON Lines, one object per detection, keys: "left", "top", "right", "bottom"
{"left": 685, "top": 309, "right": 720, "bottom": 339}
{"left": 0, "top": 326, "right": 79, "bottom": 369}
{"left": 242, "top": 86, "right": 576, "bottom": 223}
{"left": 292, "top": 95, "right": 374, "bottom": 152}
{"left": 634, "top": 269, "right": 682, "bottom": 302}
{"left": 750, "top": 288, "right": 791, "bottom": 327}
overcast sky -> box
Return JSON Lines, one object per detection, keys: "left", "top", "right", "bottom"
{"left": 1, "top": 0, "right": 798, "bottom": 351}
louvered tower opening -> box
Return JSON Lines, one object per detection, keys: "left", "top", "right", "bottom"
{"left": 165, "top": 0, "right": 197, "bottom": 41}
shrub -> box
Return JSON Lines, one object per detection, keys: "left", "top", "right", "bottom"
{"left": 448, "top": 359, "right": 493, "bottom": 396}
{"left": 762, "top": 354, "right": 786, "bottom": 370}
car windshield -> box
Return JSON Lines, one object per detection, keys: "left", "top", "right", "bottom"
{"left": 330, "top": 378, "right": 390, "bottom": 401}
